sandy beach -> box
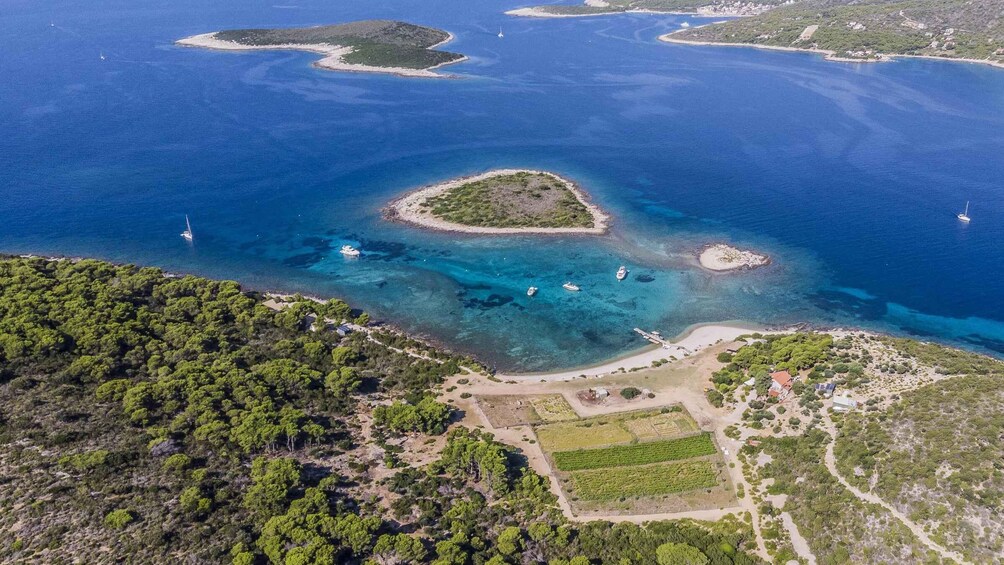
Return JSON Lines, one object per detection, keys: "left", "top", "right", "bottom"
{"left": 699, "top": 243, "right": 769, "bottom": 271}
{"left": 660, "top": 31, "right": 1004, "bottom": 69}
{"left": 175, "top": 32, "right": 468, "bottom": 78}
{"left": 385, "top": 169, "right": 611, "bottom": 235}
{"left": 496, "top": 322, "right": 763, "bottom": 381}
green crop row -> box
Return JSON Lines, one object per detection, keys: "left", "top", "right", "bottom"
{"left": 552, "top": 433, "right": 716, "bottom": 471}
{"left": 570, "top": 460, "right": 719, "bottom": 500}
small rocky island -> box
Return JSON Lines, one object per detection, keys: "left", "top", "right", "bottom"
{"left": 387, "top": 169, "right": 610, "bottom": 235}
{"left": 699, "top": 243, "right": 769, "bottom": 271}
{"left": 176, "top": 20, "right": 466, "bottom": 77}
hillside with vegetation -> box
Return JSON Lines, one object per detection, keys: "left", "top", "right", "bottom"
{"left": 509, "top": 0, "right": 786, "bottom": 18}
{"left": 212, "top": 20, "right": 463, "bottom": 69}
{"left": 668, "top": 0, "right": 1004, "bottom": 65}
{"left": 0, "top": 256, "right": 762, "bottom": 564}
{"left": 834, "top": 341, "right": 1004, "bottom": 564}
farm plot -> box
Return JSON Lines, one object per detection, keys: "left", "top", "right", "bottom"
{"left": 569, "top": 460, "right": 719, "bottom": 501}
{"left": 528, "top": 395, "right": 578, "bottom": 422}
{"left": 535, "top": 420, "right": 634, "bottom": 451}
{"left": 475, "top": 395, "right": 542, "bottom": 428}
{"left": 622, "top": 410, "right": 698, "bottom": 440}
{"left": 552, "top": 433, "right": 717, "bottom": 471}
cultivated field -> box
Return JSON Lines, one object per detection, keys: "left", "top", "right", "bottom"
{"left": 570, "top": 460, "right": 720, "bottom": 501}
{"left": 552, "top": 433, "right": 717, "bottom": 471}
{"left": 475, "top": 394, "right": 577, "bottom": 428}
{"left": 532, "top": 406, "right": 736, "bottom": 515}
{"left": 535, "top": 406, "right": 698, "bottom": 451}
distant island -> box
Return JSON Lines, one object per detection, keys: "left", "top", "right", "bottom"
{"left": 661, "top": 0, "right": 1004, "bottom": 68}
{"left": 386, "top": 169, "right": 610, "bottom": 235}
{"left": 699, "top": 243, "right": 769, "bottom": 271}
{"left": 507, "top": 0, "right": 782, "bottom": 18}
{"left": 176, "top": 20, "right": 467, "bottom": 77}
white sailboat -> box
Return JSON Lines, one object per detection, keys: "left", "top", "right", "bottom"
{"left": 562, "top": 282, "right": 580, "bottom": 292}
{"left": 957, "top": 201, "right": 971, "bottom": 223}
{"left": 527, "top": 286, "right": 538, "bottom": 297}
{"left": 497, "top": 27, "right": 504, "bottom": 39}
{"left": 340, "top": 244, "right": 361, "bottom": 257}
{"left": 180, "top": 215, "right": 193, "bottom": 241}
{"left": 616, "top": 266, "right": 628, "bottom": 281}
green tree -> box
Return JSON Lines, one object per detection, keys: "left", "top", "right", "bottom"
{"left": 656, "top": 542, "right": 709, "bottom": 565}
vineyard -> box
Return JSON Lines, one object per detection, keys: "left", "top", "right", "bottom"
{"left": 553, "top": 433, "right": 717, "bottom": 471}
{"left": 535, "top": 406, "right": 699, "bottom": 451}
{"left": 570, "top": 460, "right": 719, "bottom": 501}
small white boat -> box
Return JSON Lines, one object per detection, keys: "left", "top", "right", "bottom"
{"left": 340, "top": 244, "right": 360, "bottom": 257}
{"left": 562, "top": 282, "right": 580, "bottom": 292}
{"left": 680, "top": 22, "right": 690, "bottom": 28}
{"left": 957, "top": 201, "right": 971, "bottom": 223}
{"left": 180, "top": 215, "right": 193, "bottom": 241}
{"left": 527, "top": 286, "right": 538, "bottom": 297}
{"left": 498, "top": 27, "right": 504, "bottom": 39}
{"left": 616, "top": 266, "right": 628, "bottom": 281}
{"left": 100, "top": 52, "right": 106, "bottom": 61}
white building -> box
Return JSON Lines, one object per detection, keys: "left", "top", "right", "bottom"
{"left": 832, "top": 395, "right": 858, "bottom": 412}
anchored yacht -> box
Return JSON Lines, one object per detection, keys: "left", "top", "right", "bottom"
{"left": 562, "top": 282, "right": 580, "bottom": 292}
{"left": 527, "top": 286, "right": 538, "bottom": 297}
{"left": 957, "top": 201, "right": 971, "bottom": 223}
{"left": 180, "top": 215, "right": 193, "bottom": 242}
{"left": 340, "top": 245, "right": 361, "bottom": 257}
{"left": 616, "top": 266, "right": 628, "bottom": 280}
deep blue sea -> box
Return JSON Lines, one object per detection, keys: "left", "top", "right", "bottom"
{"left": 3, "top": 0, "right": 1003, "bottom": 371}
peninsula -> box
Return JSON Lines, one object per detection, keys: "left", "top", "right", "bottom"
{"left": 508, "top": 0, "right": 781, "bottom": 18}
{"left": 699, "top": 243, "right": 769, "bottom": 271}
{"left": 176, "top": 20, "right": 467, "bottom": 77}
{"left": 661, "top": 0, "right": 1004, "bottom": 68}
{"left": 386, "top": 169, "right": 610, "bottom": 235}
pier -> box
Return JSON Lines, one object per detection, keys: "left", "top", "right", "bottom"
{"left": 634, "top": 328, "right": 670, "bottom": 347}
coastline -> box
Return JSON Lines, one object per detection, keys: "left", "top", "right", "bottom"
{"left": 175, "top": 32, "right": 468, "bottom": 78}
{"left": 659, "top": 31, "right": 1004, "bottom": 70}
{"left": 385, "top": 169, "right": 611, "bottom": 236}
{"left": 505, "top": 6, "right": 763, "bottom": 18}
{"left": 496, "top": 321, "right": 767, "bottom": 382}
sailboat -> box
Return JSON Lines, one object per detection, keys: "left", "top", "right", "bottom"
{"left": 497, "top": 27, "right": 504, "bottom": 39}
{"left": 957, "top": 201, "right": 971, "bottom": 223}
{"left": 180, "top": 215, "right": 193, "bottom": 241}
{"left": 562, "top": 282, "right": 580, "bottom": 292}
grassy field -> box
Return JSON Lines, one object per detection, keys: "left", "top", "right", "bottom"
{"left": 213, "top": 20, "right": 464, "bottom": 70}
{"left": 423, "top": 171, "right": 595, "bottom": 229}
{"left": 552, "top": 433, "right": 716, "bottom": 471}
{"left": 569, "top": 460, "right": 719, "bottom": 501}
{"left": 528, "top": 395, "right": 578, "bottom": 422}
{"left": 535, "top": 407, "right": 699, "bottom": 452}
{"left": 536, "top": 421, "right": 634, "bottom": 451}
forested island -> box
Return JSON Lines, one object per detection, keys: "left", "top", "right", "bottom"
{"left": 663, "top": 0, "right": 1004, "bottom": 68}
{"left": 507, "top": 0, "right": 784, "bottom": 18}
{"left": 0, "top": 256, "right": 761, "bottom": 564}
{"left": 177, "top": 20, "right": 467, "bottom": 77}
{"left": 387, "top": 169, "right": 610, "bottom": 234}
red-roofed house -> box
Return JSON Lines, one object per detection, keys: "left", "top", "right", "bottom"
{"left": 768, "top": 370, "right": 794, "bottom": 399}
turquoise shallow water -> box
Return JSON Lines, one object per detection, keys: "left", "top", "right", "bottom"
{"left": 2, "top": 0, "right": 1003, "bottom": 370}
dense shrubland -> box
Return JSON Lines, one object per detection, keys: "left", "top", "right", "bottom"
{"left": 0, "top": 257, "right": 763, "bottom": 564}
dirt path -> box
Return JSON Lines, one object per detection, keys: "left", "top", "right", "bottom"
{"left": 821, "top": 420, "right": 967, "bottom": 564}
